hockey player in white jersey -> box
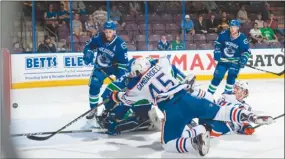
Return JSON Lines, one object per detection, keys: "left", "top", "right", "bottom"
{"left": 108, "top": 56, "right": 274, "bottom": 156}
{"left": 200, "top": 80, "right": 256, "bottom": 137}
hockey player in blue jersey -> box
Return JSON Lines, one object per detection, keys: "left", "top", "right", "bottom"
{"left": 82, "top": 21, "right": 128, "bottom": 128}
{"left": 208, "top": 19, "right": 251, "bottom": 95}
{"left": 108, "top": 56, "right": 274, "bottom": 156}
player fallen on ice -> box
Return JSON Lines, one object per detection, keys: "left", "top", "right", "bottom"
{"left": 82, "top": 20, "right": 128, "bottom": 129}
{"left": 108, "top": 56, "right": 274, "bottom": 156}
{"left": 200, "top": 80, "right": 257, "bottom": 137}
{"left": 96, "top": 57, "right": 198, "bottom": 135}
{"left": 208, "top": 19, "right": 251, "bottom": 95}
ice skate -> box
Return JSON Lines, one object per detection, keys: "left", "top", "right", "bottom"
{"left": 81, "top": 109, "right": 100, "bottom": 130}
{"left": 86, "top": 109, "right": 96, "bottom": 120}
{"left": 191, "top": 128, "right": 210, "bottom": 156}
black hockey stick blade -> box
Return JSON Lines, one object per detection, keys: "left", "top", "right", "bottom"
{"left": 26, "top": 99, "right": 109, "bottom": 141}
{"left": 254, "top": 113, "right": 284, "bottom": 129}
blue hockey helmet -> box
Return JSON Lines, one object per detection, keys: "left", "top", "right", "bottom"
{"left": 229, "top": 19, "right": 241, "bottom": 27}
{"left": 104, "top": 21, "right": 116, "bottom": 30}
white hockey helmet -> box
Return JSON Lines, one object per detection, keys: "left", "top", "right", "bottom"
{"left": 234, "top": 80, "right": 249, "bottom": 98}
{"left": 130, "top": 57, "right": 151, "bottom": 77}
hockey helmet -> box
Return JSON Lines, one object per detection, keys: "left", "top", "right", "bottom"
{"left": 130, "top": 57, "right": 151, "bottom": 77}
{"left": 104, "top": 21, "right": 116, "bottom": 30}
{"left": 229, "top": 19, "right": 241, "bottom": 28}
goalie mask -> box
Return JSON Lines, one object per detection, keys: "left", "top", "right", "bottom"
{"left": 130, "top": 57, "right": 151, "bottom": 77}
{"left": 233, "top": 80, "right": 249, "bottom": 100}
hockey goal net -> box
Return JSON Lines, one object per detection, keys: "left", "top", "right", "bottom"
{"left": 2, "top": 48, "right": 11, "bottom": 124}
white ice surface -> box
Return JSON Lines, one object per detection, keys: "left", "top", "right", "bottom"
{"left": 9, "top": 79, "right": 284, "bottom": 158}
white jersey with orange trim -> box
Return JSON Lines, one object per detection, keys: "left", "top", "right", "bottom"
{"left": 117, "top": 56, "right": 188, "bottom": 106}
{"left": 216, "top": 93, "right": 252, "bottom": 132}
{"left": 191, "top": 89, "right": 214, "bottom": 102}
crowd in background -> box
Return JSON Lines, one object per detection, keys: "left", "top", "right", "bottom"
{"left": 13, "top": 1, "right": 285, "bottom": 53}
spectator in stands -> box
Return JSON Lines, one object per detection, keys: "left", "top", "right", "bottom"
{"left": 249, "top": 22, "right": 264, "bottom": 44}
{"left": 169, "top": 1, "right": 181, "bottom": 9}
{"left": 237, "top": 5, "right": 250, "bottom": 24}
{"left": 202, "top": 1, "right": 218, "bottom": 13}
{"left": 72, "top": 1, "right": 88, "bottom": 15}
{"left": 260, "top": 22, "right": 279, "bottom": 43}
{"left": 93, "top": 6, "right": 108, "bottom": 26}
{"left": 44, "top": 4, "right": 58, "bottom": 37}
{"left": 261, "top": 3, "right": 271, "bottom": 21}
{"left": 37, "top": 35, "right": 57, "bottom": 53}
{"left": 217, "top": 11, "right": 230, "bottom": 33}
{"left": 157, "top": 35, "right": 171, "bottom": 50}
{"left": 255, "top": 13, "right": 264, "bottom": 29}
{"left": 110, "top": 6, "right": 125, "bottom": 27}
{"left": 171, "top": 35, "right": 184, "bottom": 50}
{"left": 57, "top": 3, "right": 70, "bottom": 23}
{"left": 194, "top": 14, "right": 208, "bottom": 34}
{"left": 61, "top": 0, "right": 70, "bottom": 12}
{"left": 267, "top": 13, "right": 285, "bottom": 36}
{"left": 207, "top": 14, "right": 219, "bottom": 33}
{"left": 13, "top": 42, "right": 23, "bottom": 53}
{"left": 72, "top": 13, "right": 83, "bottom": 33}
{"left": 73, "top": 28, "right": 82, "bottom": 51}
{"left": 85, "top": 15, "right": 99, "bottom": 37}
{"left": 129, "top": 2, "right": 141, "bottom": 17}
{"left": 181, "top": 15, "right": 195, "bottom": 35}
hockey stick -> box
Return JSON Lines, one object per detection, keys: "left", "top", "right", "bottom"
{"left": 15, "top": 118, "right": 151, "bottom": 138}
{"left": 12, "top": 129, "right": 106, "bottom": 137}
{"left": 245, "top": 65, "right": 285, "bottom": 76}
{"left": 220, "top": 58, "right": 285, "bottom": 76}
{"left": 253, "top": 113, "right": 284, "bottom": 129}
{"left": 26, "top": 99, "right": 110, "bottom": 141}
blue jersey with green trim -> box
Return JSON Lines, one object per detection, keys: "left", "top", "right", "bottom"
{"left": 215, "top": 29, "right": 251, "bottom": 59}
{"left": 83, "top": 32, "right": 128, "bottom": 77}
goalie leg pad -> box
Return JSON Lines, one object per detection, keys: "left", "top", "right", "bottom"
{"left": 148, "top": 106, "right": 163, "bottom": 131}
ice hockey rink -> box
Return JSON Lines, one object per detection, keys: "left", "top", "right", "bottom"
{"left": 10, "top": 79, "right": 284, "bottom": 158}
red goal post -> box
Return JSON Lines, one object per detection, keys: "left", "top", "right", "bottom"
{"left": 2, "top": 48, "right": 11, "bottom": 124}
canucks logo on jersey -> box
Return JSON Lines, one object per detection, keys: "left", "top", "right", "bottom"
{"left": 216, "top": 30, "right": 250, "bottom": 59}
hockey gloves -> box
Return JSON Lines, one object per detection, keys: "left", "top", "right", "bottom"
{"left": 237, "top": 124, "right": 255, "bottom": 135}
{"left": 183, "top": 73, "right": 196, "bottom": 93}
{"left": 240, "top": 52, "right": 251, "bottom": 68}
{"left": 83, "top": 49, "right": 95, "bottom": 65}
{"left": 214, "top": 50, "right": 222, "bottom": 62}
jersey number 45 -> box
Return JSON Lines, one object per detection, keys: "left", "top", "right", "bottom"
{"left": 149, "top": 72, "right": 175, "bottom": 100}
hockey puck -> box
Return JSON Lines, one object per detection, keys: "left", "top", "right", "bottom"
{"left": 12, "top": 103, "right": 18, "bottom": 108}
